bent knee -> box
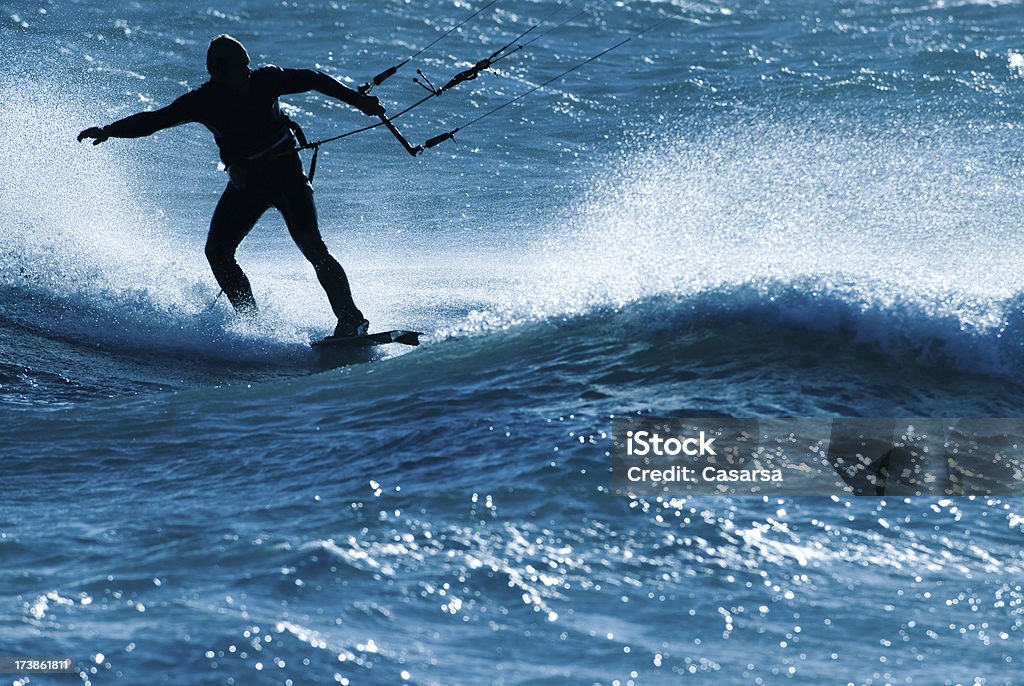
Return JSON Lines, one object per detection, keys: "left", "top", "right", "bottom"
{"left": 205, "top": 240, "right": 236, "bottom": 267}
{"left": 295, "top": 238, "right": 332, "bottom": 265}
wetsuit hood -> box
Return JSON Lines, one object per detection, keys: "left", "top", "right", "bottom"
{"left": 207, "top": 34, "right": 249, "bottom": 74}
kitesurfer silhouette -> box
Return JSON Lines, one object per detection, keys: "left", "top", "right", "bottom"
{"left": 78, "top": 34, "right": 381, "bottom": 337}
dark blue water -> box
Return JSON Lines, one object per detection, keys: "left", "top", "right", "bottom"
{"left": 2, "top": 1, "right": 1024, "bottom": 684}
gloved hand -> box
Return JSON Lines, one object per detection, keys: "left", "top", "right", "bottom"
{"left": 77, "top": 127, "right": 109, "bottom": 145}
{"left": 356, "top": 94, "right": 385, "bottom": 117}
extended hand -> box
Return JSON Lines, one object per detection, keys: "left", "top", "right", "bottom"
{"left": 357, "top": 94, "right": 385, "bottom": 118}
{"left": 77, "top": 126, "right": 109, "bottom": 145}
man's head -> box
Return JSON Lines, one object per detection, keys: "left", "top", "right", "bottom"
{"left": 207, "top": 34, "right": 250, "bottom": 90}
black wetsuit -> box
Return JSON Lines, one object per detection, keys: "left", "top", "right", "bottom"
{"left": 103, "top": 66, "right": 366, "bottom": 323}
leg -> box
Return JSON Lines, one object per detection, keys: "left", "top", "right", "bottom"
{"left": 273, "top": 177, "right": 364, "bottom": 324}
{"left": 206, "top": 183, "right": 268, "bottom": 313}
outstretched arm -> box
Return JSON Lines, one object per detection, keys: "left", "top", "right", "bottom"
{"left": 272, "top": 67, "right": 385, "bottom": 116}
{"left": 78, "top": 91, "right": 200, "bottom": 145}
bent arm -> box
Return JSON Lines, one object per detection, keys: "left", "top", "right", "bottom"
{"left": 274, "top": 67, "right": 370, "bottom": 111}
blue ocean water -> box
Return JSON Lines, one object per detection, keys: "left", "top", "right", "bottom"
{"left": 2, "top": 0, "right": 1024, "bottom": 683}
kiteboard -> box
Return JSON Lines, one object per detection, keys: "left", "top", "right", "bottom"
{"left": 311, "top": 330, "right": 422, "bottom": 349}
